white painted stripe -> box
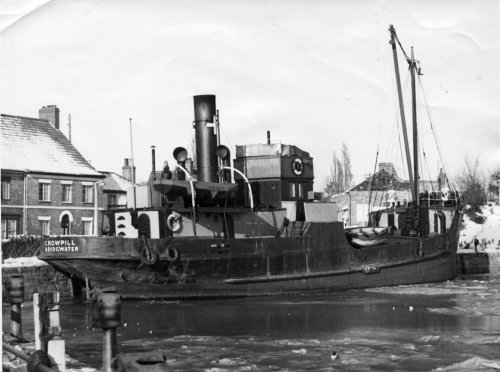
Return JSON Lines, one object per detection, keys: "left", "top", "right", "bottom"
{"left": 2, "top": 204, "right": 104, "bottom": 211}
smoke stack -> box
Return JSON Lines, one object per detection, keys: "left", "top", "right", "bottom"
{"left": 267, "top": 131, "right": 271, "bottom": 145}
{"left": 39, "top": 105, "right": 60, "bottom": 129}
{"left": 151, "top": 146, "right": 156, "bottom": 181}
{"left": 193, "top": 95, "right": 218, "bottom": 183}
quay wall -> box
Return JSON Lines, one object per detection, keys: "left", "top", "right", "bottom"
{"left": 2, "top": 265, "right": 73, "bottom": 302}
{"left": 456, "top": 251, "right": 500, "bottom": 275}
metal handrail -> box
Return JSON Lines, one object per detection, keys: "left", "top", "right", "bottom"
{"left": 2, "top": 342, "right": 57, "bottom": 372}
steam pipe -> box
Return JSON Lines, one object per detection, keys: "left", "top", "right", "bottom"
{"left": 221, "top": 165, "right": 254, "bottom": 237}
{"left": 174, "top": 163, "right": 197, "bottom": 237}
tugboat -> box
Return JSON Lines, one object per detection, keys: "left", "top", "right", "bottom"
{"left": 39, "top": 26, "right": 462, "bottom": 299}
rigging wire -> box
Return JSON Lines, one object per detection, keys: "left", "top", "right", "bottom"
{"left": 417, "top": 76, "right": 457, "bottom": 191}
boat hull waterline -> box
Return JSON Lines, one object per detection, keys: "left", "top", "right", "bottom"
{"left": 39, "top": 216, "right": 461, "bottom": 300}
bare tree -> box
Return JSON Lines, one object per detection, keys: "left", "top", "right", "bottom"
{"left": 456, "top": 155, "right": 487, "bottom": 218}
{"left": 324, "top": 143, "right": 353, "bottom": 200}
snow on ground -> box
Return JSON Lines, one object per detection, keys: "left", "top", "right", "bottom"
{"left": 1, "top": 256, "right": 47, "bottom": 268}
{"left": 458, "top": 204, "right": 500, "bottom": 253}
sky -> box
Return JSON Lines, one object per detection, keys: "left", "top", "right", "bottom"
{"left": 1, "top": 0, "right": 499, "bottom": 191}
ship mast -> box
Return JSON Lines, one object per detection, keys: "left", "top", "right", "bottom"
{"left": 389, "top": 25, "right": 415, "bottom": 202}
{"left": 389, "top": 25, "right": 420, "bottom": 206}
{"left": 410, "top": 47, "right": 419, "bottom": 206}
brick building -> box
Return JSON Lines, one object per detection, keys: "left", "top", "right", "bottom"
{"left": 1, "top": 106, "right": 105, "bottom": 238}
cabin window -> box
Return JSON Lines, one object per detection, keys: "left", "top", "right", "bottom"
{"left": 388, "top": 213, "right": 395, "bottom": 227}
{"left": 289, "top": 182, "right": 304, "bottom": 199}
{"left": 62, "top": 184, "right": 72, "bottom": 203}
{"left": 1, "top": 178, "right": 10, "bottom": 200}
{"left": 82, "top": 185, "right": 93, "bottom": 203}
{"left": 39, "top": 181, "right": 51, "bottom": 202}
{"left": 1, "top": 217, "right": 18, "bottom": 238}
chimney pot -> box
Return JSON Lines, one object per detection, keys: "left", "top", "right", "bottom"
{"left": 39, "top": 105, "right": 60, "bottom": 129}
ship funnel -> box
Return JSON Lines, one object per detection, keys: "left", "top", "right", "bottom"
{"left": 173, "top": 147, "right": 188, "bottom": 181}
{"left": 193, "top": 95, "right": 218, "bottom": 183}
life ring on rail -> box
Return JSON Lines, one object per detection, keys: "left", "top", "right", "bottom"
{"left": 167, "top": 212, "right": 182, "bottom": 233}
{"left": 292, "top": 158, "right": 303, "bottom": 176}
{"left": 416, "top": 241, "right": 424, "bottom": 258}
{"left": 166, "top": 242, "right": 179, "bottom": 262}
{"left": 139, "top": 237, "right": 158, "bottom": 265}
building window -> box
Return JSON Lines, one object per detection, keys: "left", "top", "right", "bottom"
{"left": 290, "top": 182, "right": 296, "bottom": 198}
{"left": 62, "top": 184, "right": 72, "bottom": 203}
{"left": 1, "top": 178, "right": 10, "bottom": 200}
{"left": 38, "top": 217, "right": 51, "bottom": 236}
{"left": 39, "top": 182, "right": 51, "bottom": 201}
{"left": 82, "top": 218, "right": 93, "bottom": 235}
{"left": 1, "top": 218, "right": 18, "bottom": 238}
{"left": 83, "top": 185, "right": 93, "bottom": 203}
{"left": 61, "top": 214, "right": 71, "bottom": 235}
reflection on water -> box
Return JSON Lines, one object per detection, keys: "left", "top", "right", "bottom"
{"left": 4, "top": 276, "right": 500, "bottom": 371}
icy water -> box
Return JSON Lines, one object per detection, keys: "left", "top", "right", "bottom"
{"left": 4, "top": 275, "right": 500, "bottom": 371}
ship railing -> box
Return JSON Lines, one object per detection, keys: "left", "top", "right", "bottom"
{"left": 108, "top": 204, "right": 128, "bottom": 211}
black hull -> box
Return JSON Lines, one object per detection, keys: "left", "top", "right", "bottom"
{"left": 39, "top": 214, "right": 462, "bottom": 300}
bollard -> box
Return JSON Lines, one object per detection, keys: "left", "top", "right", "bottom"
{"left": 7, "top": 275, "right": 25, "bottom": 341}
{"left": 98, "top": 289, "right": 121, "bottom": 372}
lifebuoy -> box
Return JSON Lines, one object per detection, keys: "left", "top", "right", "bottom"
{"left": 292, "top": 158, "right": 303, "bottom": 176}
{"left": 167, "top": 213, "right": 182, "bottom": 233}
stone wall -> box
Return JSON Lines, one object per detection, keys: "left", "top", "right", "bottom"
{"left": 2, "top": 265, "right": 73, "bottom": 302}
{"left": 456, "top": 252, "right": 500, "bottom": 275}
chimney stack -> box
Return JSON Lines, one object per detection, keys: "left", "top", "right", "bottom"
{"left": 122, "top": 158, "right": 136, "bottom": 183}
{"left": 39, "top": 105, "right": 60, "bottom": 129}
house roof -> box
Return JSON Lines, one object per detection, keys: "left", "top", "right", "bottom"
{"left": 1, "top": 114, "right": 102, "bottom": 177}
{"left": 102, "top": 172, "right": 134, "bottom": 192}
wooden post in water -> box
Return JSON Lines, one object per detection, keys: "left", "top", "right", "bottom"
{"left": 33, "top": 293, "right": 43, "bottom": 350}
{"left": 98, "top": 289, "right": 121, "bottom": 372}
{"left": 7, "top": 275, "right": 25, "bottom": 341}
{"left": 47, "top": 291, "right": 66, "bottom": 372}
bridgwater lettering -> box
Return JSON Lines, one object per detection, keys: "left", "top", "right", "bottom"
{"left": 44, "top": 239, "right": 79, "bottom": 253}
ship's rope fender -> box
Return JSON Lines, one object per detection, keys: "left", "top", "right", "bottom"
{"left": 166, "top": 240, "right": 179, "bottom": 262}
{"left": 416, "top": 241, "right": 424, "bottom": 258}
{"left": 139, "top": 236, "right": 159, "bottom": 265}
{"left": 167, "top": 212, "right": 182, "bottom": 233}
